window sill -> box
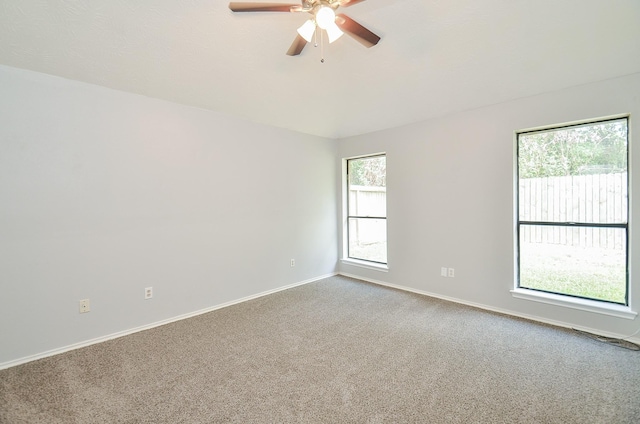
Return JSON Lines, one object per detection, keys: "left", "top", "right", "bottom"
{"left": 341, "top": 258, "right": 388, "bottom": 272}
{"left": 510, "top": 288, "right": 637, "bottom": 320}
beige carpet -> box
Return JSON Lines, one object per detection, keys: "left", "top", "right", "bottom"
{"left": 1, "top": 275, "right": 639, "bottom": 423}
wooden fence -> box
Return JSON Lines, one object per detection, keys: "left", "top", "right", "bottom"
{"left": 349, "top": 186, "right": 386, "bottom": 244}
{"left": 519, "top": 173, "right": 627, "bottom": 249}
{"left": 349, "top": 175, "right": 627, "bottom": 250}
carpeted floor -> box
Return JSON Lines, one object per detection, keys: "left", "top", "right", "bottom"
{"left": 1, "top": 275, "right": 639, "bottom": 423}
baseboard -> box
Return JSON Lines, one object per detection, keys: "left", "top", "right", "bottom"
{"left": 338, "top": 272, "right": 640, "bottom": 345}
{"left": 0, "top": 272, "right": 337, "bottom": 371}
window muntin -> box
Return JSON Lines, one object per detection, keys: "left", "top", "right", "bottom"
{"left": 347, "top": 155, "right": 387, "bottom": 264}
{"left": 517, "top": 118, "right": 628, "bottom": 305}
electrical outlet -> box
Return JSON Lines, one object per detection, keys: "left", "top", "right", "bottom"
{"left": 290, "top": 259, "right": 295, "bottom": 267}
{"left": 79, "top": 299, "right": 90, "bottom": 313}
{"left": 448, "top": 268, "right": 455, "bottom": 278}
{"left": 145, "top": 287, "right": 153, "bottom": 299}
{"left": 441, "top": 267, "right": 448, "bottom": 277}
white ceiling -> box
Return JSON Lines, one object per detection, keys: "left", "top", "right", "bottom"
{"left": 1, "top": 0, "right": 639, "bottom": 139}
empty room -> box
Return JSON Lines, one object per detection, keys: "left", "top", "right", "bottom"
{"left": 1, "top": 1, "right": 640, "bottom": 422}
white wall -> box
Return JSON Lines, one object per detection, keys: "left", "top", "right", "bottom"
{"left": 0, "top": 65, "right": 338, "bottom": 366}
{"left": 2, "top": 65, "right": 638, "bottom": 368}
{"left": 338, "top": 73, "right": 640, "bottom": 339}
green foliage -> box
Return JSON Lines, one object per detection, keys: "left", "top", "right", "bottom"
{"left": 519, "top": 120, "right": 627, "bottom": 178}
{"left": 520, "top": 244, "right": 626, "bottom": 304}
{"left": 348, "top": 156, "right": 386, "bottom": 187}
{"left": 521, "top": 268, "right": 625, "bottom": 304}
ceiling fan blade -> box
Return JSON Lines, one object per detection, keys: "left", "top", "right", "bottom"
{"left": 339, "top": 0, "right": 367, "bottom": 7}
{"left": 286, "top": 34, "right": 307, "bottom": 56}
{"left": 228, "top": 2, "right": 299, "bottom": 12}
{"left": 335, "top": 14, "right": 380, "bottom": 48}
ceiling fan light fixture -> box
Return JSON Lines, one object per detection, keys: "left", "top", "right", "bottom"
{"left": 229, "top": 1, "right": 382, "bottom": 57}
{"left": 297, "top": 19, "right": 316, "bottom": 43}
{"left": 315, "top": 6, "right": 336, "bottom": 30}
{"left": 325, "top": 22, "right": 344, "bottom": 43}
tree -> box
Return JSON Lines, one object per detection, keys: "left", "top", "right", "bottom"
{"left": 519, "top": 120, "right": 627, "bottom": 178}
{"left": 348, "top": 156, "right": 386, "bottom": 187}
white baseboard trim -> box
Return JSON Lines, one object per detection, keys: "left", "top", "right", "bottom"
{"left": 338, "top": 272, "right": 640, "bottom": 345}
{"left": 0, "top": 273, "right": 337, "bottom": 371}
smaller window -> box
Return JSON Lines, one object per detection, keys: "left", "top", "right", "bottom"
{"left": 346, "top": 155, "right": 387, "bottom": 264}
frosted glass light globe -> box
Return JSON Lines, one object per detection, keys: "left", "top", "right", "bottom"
{"left": 315, "top": 6, "right": 336, "bottom": 30}
{"left": 297, "top": 19, "right": 316, "bottom": 42}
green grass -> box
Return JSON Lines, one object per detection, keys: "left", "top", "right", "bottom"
{"left": 519, "top": 242, "right": 626, "bottom": 303}
{"left": 349, "top": 241, "right": 387, "bottom": 264}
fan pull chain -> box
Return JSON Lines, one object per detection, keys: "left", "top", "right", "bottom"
{"left": 311, "top": 26, "right": 326, "bottom": 63}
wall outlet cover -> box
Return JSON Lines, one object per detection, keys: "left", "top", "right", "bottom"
{"left": 79, "top": 299, "right": 90, "bottom": 313}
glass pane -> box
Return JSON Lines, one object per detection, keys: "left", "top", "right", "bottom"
{"left": 348, "top": 218, "right": 387, "bottom": 263}
{"left": 518, "top": 119, "right": 627, "bottom": 224}
{"left": 348, "top": 156, "right": 386, "bottom": 217}
{"left": 519, "top": 225, "right": 626, "bottom": 304}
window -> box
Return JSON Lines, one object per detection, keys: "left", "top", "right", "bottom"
{"left": 346, "top": 155, "right": 387, "bottom": 264}
{"left": 517, "top": 117, "right": 628, "bottom": 305}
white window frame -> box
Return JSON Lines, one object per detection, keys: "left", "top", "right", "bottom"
{"left": 511, "top": 115, "right": 636, "bottom": 319}
{"left": 341, "top": 153, "right": 388, "bottom": 271}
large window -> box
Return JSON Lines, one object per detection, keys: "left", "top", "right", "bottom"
{"left": 347, "top": 155, "right": 387, "bottom": 264}
{"left": 517, "top": 117, "right": 628, "bottom": 304}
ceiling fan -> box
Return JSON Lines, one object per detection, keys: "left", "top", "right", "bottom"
{"left": 228, "top": 1, "right": 381, "bottom": 57}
